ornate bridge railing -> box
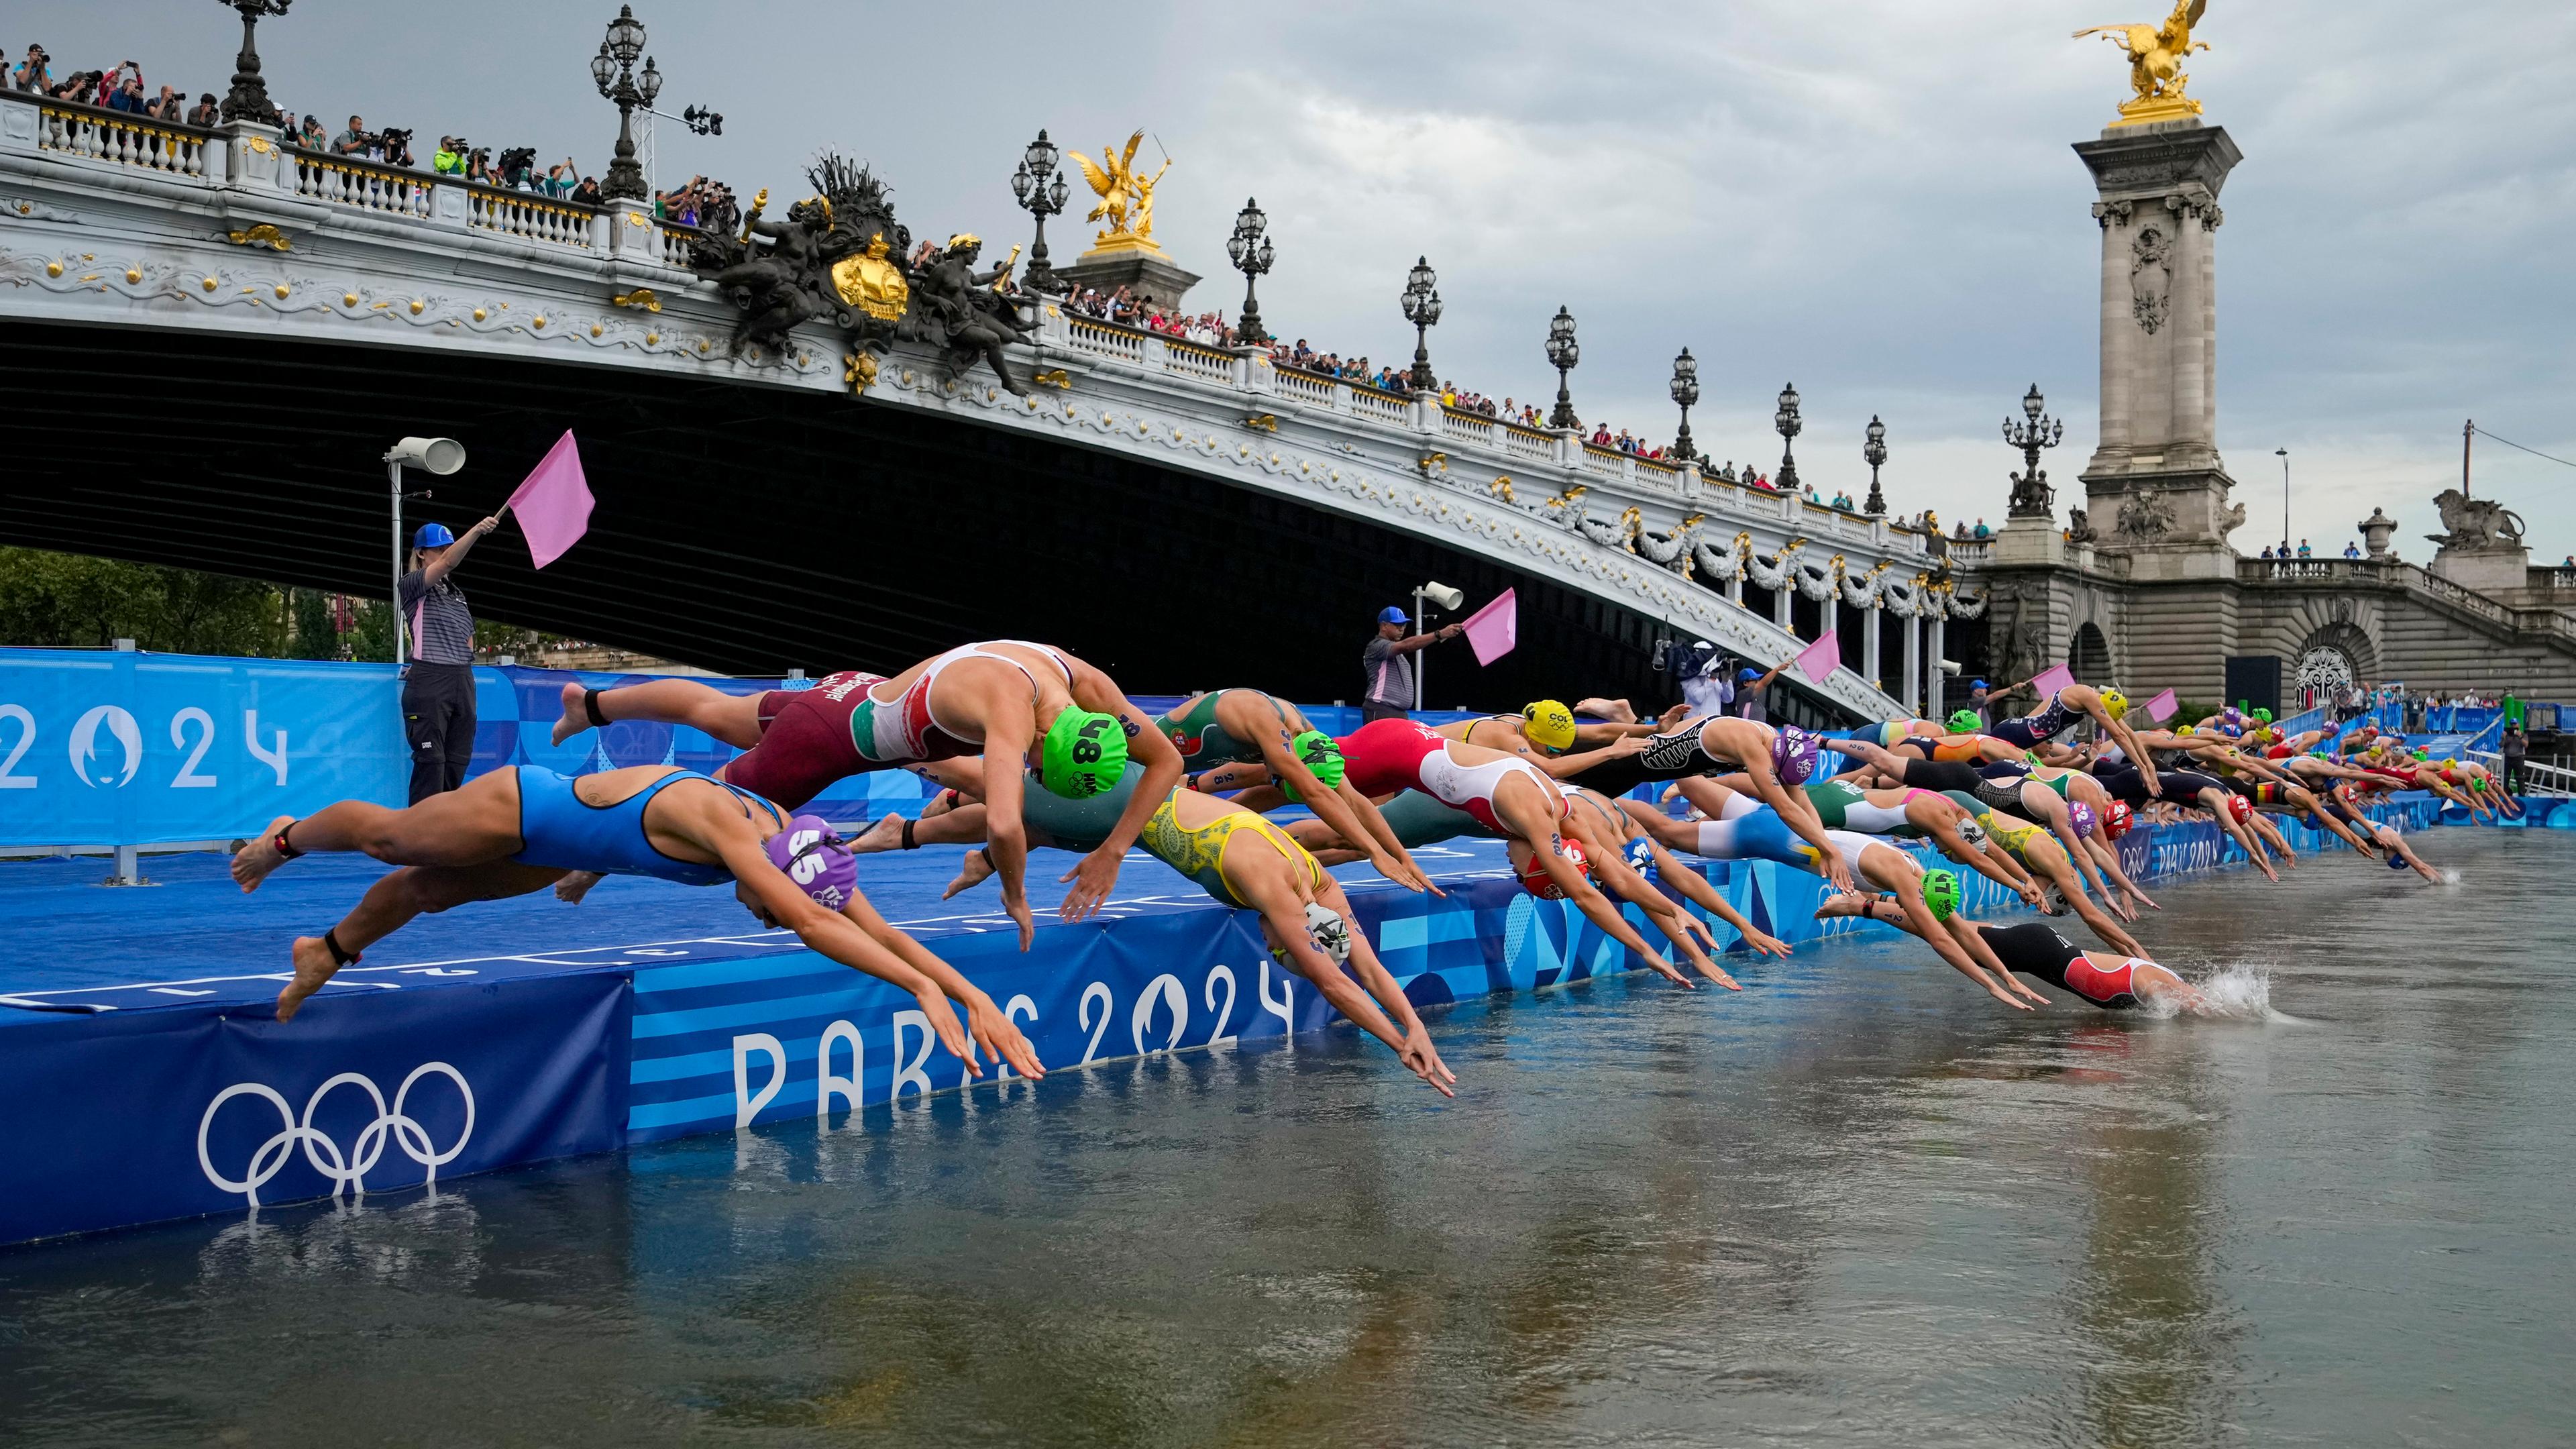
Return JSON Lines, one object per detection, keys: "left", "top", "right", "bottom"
{"left": 30, "top": 95, "right": 208, "bottom": 179}
{"left": 287, "top": 146, "right": 434, "bottom": 219}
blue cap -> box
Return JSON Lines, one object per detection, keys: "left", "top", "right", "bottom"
{"left": 1377, "top": 606, "right": 1410, "bottom": 625}
{"left": 1737, "top": 667, "right": 1761, "bottom": 682}
{"left": 413, "top": 523, "right": 455, "bottom": 549}
{"left": 1970, "top": 679, "right": 1988, "bottom": 690}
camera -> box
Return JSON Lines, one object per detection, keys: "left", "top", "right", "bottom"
{"left": 498, "top": 146, "right": 537, "bottom": 186}
{"left": 376, "top": 127, "right": 413, "bottom": 166}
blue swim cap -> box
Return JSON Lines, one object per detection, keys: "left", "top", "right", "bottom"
{"left": 413, "top": 522, "right": 456, "bottom": 549}
{"left": 1622, "top": 835, "right": 1656, "bottom": 880}
{"left": 2387, "top": 849, "right": 2410, "bottom": 870}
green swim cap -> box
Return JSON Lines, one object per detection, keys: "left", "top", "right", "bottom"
{"left": 2251, "top": 707, "right": 2273, "bottom": 724}
{"left": 1277, "top": 729, "right": 1345, "bottom": 804}
{"left": 1038, "top": 708, "right": 1127, "bottom": 799}
{"left": 1923, "top": 868, "right": 1962, "bottom": 923}
{"left": 1947, "top": 710, "right": 1982, "bottom": 733}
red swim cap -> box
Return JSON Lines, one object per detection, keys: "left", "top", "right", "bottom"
{"left": 1517, "top": 836, "right": 1591, "bottom": 899}
{"left": 2224, "top": 793, "right": 2253, "bottom": 826}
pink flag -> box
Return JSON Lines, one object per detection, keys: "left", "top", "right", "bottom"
{"left": 1792, "top": 629, "right": 1842, "bottom": 684}
{"left": 506, "top": 431, "right": 594, "bottom": 570}
{"left": 2030, "top": 663, "right": 2076, "bottom": 698}
{"left": 1460, "top": 589, "right": 1518, "bottom": 665}
{"left": 2143, "top": 688, "right": 2178, "bottom": 724}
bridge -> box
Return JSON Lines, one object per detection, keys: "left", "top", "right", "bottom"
{"left": 0, "top": 89, "right": 1965, "bottom": 721}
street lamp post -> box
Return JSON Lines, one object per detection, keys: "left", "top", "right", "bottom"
{"left": 1545, "top": 307, "right": 1580, "bottom": 429}
{"left": 1401, "top": 256, "right": 1441, "bottom": 391}
{"left": 1225, "top": 198, "right": 1275, "bottom": 343}
{"left": 216, "top": 0, "right": 292, "bottom": 127}
{"left": 1010, "top": 130, "right": 1072, "bottom": 296}
{"left": 1863, "top": 415, "right": 1889, "bottom": 516}
{"left": 1774, "top": 382, "right": 1803, "bottom": 492}
{"left": 1669, "top": 348, "right": 1700, "bottom": 462}
{"left": 590, "top": 6, "right": 657, "bottom": 204}
{"left": 2002, "top": 383, "right": 2065, "bottom": 520}
{"left": 2275, "top": 447, "right": 2290, "bottom": 551}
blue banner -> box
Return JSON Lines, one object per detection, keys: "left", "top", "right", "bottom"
{"left": 0, "top": 649, "right": 413, "bottom": 847}
{"left": 0, "top": 970, "right": 627, "bottom": 1243}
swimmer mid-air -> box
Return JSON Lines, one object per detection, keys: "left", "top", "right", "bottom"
{"left": 226, "top": 765, "right": 1044, "bottom": 1079}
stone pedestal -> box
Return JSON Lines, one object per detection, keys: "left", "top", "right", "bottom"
{"left": 1052, "top": 244, "right": 1201, "bottom": 311}
{"left": 2074, "top": 121, "right": 2245, "bottom": 565}
{"left": 1989, "top": 516, "right": 2068, "bottom": 568}
{"left": 2431, "top": 542, "right": 2528, "bottom": 593}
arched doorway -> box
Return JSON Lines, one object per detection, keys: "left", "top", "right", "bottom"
{"left": 2068, "top": 622, "right": 2112, "bottom": 684}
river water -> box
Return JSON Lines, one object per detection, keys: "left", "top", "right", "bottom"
{"left": 2, "top": 827, "right": 2568, "bottom": 1447}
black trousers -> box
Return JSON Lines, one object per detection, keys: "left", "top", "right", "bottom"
{"left": 1362, "top": 700, "right": 1411, "bottom": 723}
{"left": 402, "top": 662, "right": 478, "bottom": 804}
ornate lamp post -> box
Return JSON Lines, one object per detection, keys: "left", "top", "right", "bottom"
{"left": 590, "top": 6, "right": 657, "bottom": 203}
{"left": 1545, "top": 307, "right": 1580, "bottom": 429}
{"left": 1862, "top": 415, "right": 1888, "bottom": 515}
{"left": 1401, "top": 256, "right": 1442, "bottom": 390}
{"left": 1669, "top": 347, "right": 1701, "bottom": 462}
{"left": 1773, "top": 382, "right": 1803, "bottom": 491}
{"left": 2002, "top": 383, "right": 2065, "bottom": 520}
{"left": 1010, "top": 130, "right": 1072, "bottom": 295}
{"left": 217, "top": 0, "right": 292, "bottom": 127}
{"left": 1224, "top": 198, "right": 1276, "bottom": 344}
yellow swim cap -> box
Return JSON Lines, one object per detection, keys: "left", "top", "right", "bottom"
{"left": 2099, "top": 687, "right": 2129, "bottom": 720}
{"left": 1522, "top": 699, "right": 1578, "bottom": 753}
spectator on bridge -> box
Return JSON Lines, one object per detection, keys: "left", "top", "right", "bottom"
{"left": 2500, "top": 722, "right": 2528, "bottom": 794}
{"left": 2298, "top": 539, "right": 2313, "bottom": 558}
{"left": 10, "top": 45, "right": 48, "bottom": 93}
{"left": 1362, "top": 605, "right": 1462, "bottom": 722}
{"left": 296, "top": 113, "right": 327, "bottom": 151}
{"left": 143, "top": 83, "right": 185, "bottom": 120}
{"left": 1975, "top": 517, "right": 1992, "bottom": 538}
{"left": 186, "top": 92, "right": 217, "bottom": 127}
{"left": 571, "top": 174, "right": 601, "bottom": 206}
{"left": 433, "top": 136, "right": 465, "bottom": 174}
{"left": 2260, "top": 544, "right": 2275, "bottom": 559}
{"left": 2345, "top": 540, "right": 2362, "bottom": 559}
{"left": 106, "top": 70, "right": 148, "bottom": 115}
{"left": 333, "top": 115, "right": 371, "bottom": 156}
{"left": 398, "top": 516, "right": 501, "bottom": 803}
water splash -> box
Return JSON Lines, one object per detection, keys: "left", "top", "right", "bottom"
{"left": 2147, "top": 961, "right": 2294, "bottom": 1022}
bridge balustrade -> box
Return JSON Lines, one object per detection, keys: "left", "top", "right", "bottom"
{"left": 464, "top": 186, "right": 596, "bottom": 250}
{"left": 32, "top": 97, "right": 207, "bottom": 178}
{"left": 288, "top": 148, "right": 433, "bottom": 219}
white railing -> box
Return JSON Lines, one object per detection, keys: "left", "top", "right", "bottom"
{"left": 1635, "top": 456, "right": 1686, "bottom": 491}
{"left": 1442, "top": 409, "right": 1495, "bottom": 445}
{"left": 1273, "top": 368, "right": 1337, "bottom": 405}
{"left": 465, "top": 186, "right": 594, "bottom": 249}
{"left": 1159, "top": 337, "right": 1234, "bottom": 384}
{"left": 1348, "top": 386, "right": 1411, "bottom": 424}
{"left": 1503, "top": 425, "right": 1556, "bottom": 462}
{"left": 1945, "top": 538, "right": 1994, "bottom": 566}
{"left": 290, "top": 150, "right": 433, "bottom": 218}
{"left": 1065, "top": 315, "right": 1145, "bottom": 364}
{"left": 1580, "top": 445, "right": 1625, "bottom": 480}
{"left": 34, "top": 101, "right": 205, "bottom": 178}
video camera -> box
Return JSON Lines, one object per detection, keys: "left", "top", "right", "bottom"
{"left": 498, "top": 146, "right": 538, "bottom": 187}
{"left": 374, "top": 126, "right": 414, "bottom": 167}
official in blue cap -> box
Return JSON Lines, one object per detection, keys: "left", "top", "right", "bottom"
{"left": 398, "top": 512, "right": 501, "bottom": 802}
{"left": 1362, "top": 604, "right": 1462, "bottom": 722}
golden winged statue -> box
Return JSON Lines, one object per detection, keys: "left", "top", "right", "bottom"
{"left": 2076, "top": 0, "right": 2210, "bottom": 127}
{"left": 1069, "top": 130, "right": 1173, "bottom": 253}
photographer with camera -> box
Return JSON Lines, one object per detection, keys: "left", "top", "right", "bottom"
{"left": 333, "top": 114, "right": 370, "bottom": 158}
{"left": 186, "top": 93, "right": 217, "bottom": 127}
{"left": 498, "top": 146, "right": 538, "bottom": 191}
{"left": 434, "top": 136, "right": 466, "bottom": 176}
{"left": 11, "top": 45, "right": 49, "bottom": 94}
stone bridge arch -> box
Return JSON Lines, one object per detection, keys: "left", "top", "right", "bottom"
{"left": 2068, "top": 621, "right": 2114, "bottom": 684}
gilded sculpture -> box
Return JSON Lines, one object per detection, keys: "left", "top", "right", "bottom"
{"left": 2075, "top": 0, "right": 2210, "bottom": 127}
{"left": 1070, "top": 131, "right": 1171, "bottom": 253}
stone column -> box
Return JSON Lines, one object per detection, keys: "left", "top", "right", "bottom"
{"left": 1902, "top": 613, "right": 1922, "bottom": 714}
{"left": 1862, "top": 604, "right": 1882, "bottom": 690}
{"left": 1773, "top": 578, "right": 1793, "bottom": 633}
{"left": 2073, "top": 122, "right": 2243, "bottom": 580}
{"left": 1926, "top": 616, "right": 1947, "bottom": 720}
{"left": 1727, "top": 574, "right": 1743, "bottom": 608}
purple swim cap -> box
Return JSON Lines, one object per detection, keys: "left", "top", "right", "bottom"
{"left": 2067, "top": 800, "right": 2098, "bottom": 839}
{"left": 761, "top": 814, "right": 857, "bottom": 911}
{"left": 1772, "top": 725, "right": 1821, "bottom": 786}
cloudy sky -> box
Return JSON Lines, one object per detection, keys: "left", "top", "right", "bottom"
{"left": 38, "top": 2, "right": 2576, "bottom": 559}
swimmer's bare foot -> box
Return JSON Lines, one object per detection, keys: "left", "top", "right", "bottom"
{"left": 1813, "top": 890, "right": 1878, "bottom": 922}
{"left": 941, "top": 847, "right": 996, "bottom": 900}
{"left": 549, "top": 680, "right": 592, "bottom": 747}
{"left": 851, "top": 812, "right": 908, "bottom": 855}
{"left": 276, "top": 935, "right": 341, "bottom": 1022}
{"left": 231, "top": 815, "right": 298, "bottom": 894}
{"left": 554, "top": 869, "right": 604, "bottom": 904}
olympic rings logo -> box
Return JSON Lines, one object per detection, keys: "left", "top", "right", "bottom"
{"left": 195, "top": 1063, "right": 475, "bottom": 1207}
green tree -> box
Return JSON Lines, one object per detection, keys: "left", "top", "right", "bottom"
{"left": 0, "top": 547, "right": 287, "bottom": 656}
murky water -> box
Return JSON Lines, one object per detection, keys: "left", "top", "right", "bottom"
{"left": 3, "top": 828, "right": 2569, "bottom": 1447}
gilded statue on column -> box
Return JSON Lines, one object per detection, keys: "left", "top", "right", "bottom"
{"left": 2076, "top": 0, "right": 2210, "bottom": 127}
{"left": 1070, "top": 130, "right": 1172, "bottom": 254}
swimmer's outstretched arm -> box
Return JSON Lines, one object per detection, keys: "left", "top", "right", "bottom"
{"left": 1821, "top": 893, "right": 2041, "bottom": 1009}
{"left": 1509, "top": 803, "right": 1690, "bottom": 987}
{"left": 1565, "top": 808, "right": 1725, "bottom": 987}
{"left": 831, "top": 885, "right": 1044, "bottom": 1080}
{"left": 1313, "top": 877, "right": 1455, "bottom": 1094}
{"left": 2032, "top": 842, "right": 2146, "bottom": 957}
{"left": 1638, "top": 834, "right": 1790, "bottom": 967}
{"left": 2081, "top": 831, "right": 2159, "bottom": 913}
{"left": 1246, "top": 878, "right": 1453, "bottom": 1096}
